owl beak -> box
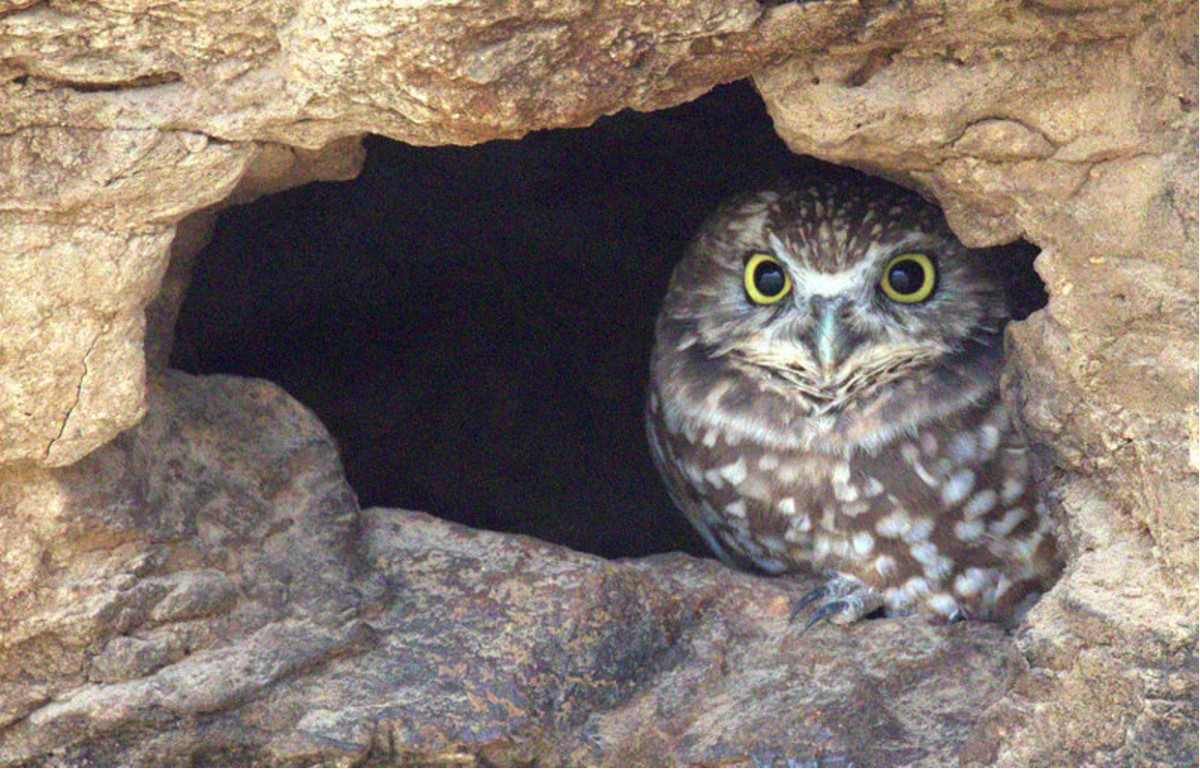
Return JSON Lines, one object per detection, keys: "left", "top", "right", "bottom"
{"left": 809, "top": 296, "right": 857, "bottom": 376}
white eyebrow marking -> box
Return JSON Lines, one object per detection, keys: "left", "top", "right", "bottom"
{"left": 764, "top": 233, "right": 885, "bottom": 297}
{"left": 763, "top": 226, "right": 939, "bottom": 302}
{"left": 793, "top": 263, "right": 873, "bottom": 296}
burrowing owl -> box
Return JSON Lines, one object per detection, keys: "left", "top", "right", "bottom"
{"left": 646, "top": 171, "right": 1060, "bottom": 626}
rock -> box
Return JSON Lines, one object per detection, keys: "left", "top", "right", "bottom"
{"left": 278, "top": 510, "right": 1024, "bottom": 767}
{"left": 0, "top": 0, "right": 819, "bottom": 148}
{"left": 0, "top": 0, "right": 1195, "bottom": 764}
{"left": 149, "top": 569, "right": 239, "bottom": 624}
{"left": 0, "top": 129, "right": 362, "bottom": 467}
{"left": 90, "top": 631, "right": 188, "bottom": 685}
{"left": 753, "top": 2, "right": 1197, "bottom": 763}
{"left": 756, "top": 2, "right": 1196, "bottom": 259}
{"left": 0, "top": 371, "right": 364, "bottom": 740}
{"left": 0, "top": 373, "right": 1029, "bottom": 766}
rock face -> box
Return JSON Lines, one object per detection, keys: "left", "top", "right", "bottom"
{"left": 0, "top": 371, "right": 1029, "bottom": 766}
{"left": 0, "top": 0, "right": 1195, "bottom": 765}
{"left": 754, "top": 5, "right": 1199, "bottom": 763}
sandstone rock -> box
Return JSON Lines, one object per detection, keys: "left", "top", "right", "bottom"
{"left": 0, "top": 372, "right": 363, "bottom": 736}
{"left": 0, "top": 372, "right": 1030, "bottom": 766}
{"left": 286, "top": 510, "right": 1024, "bottom": 767}
{"left": 755, "top": 5, "right": 1197, "bottom": 764}
{"left": 0, "top": 0, "right": 1195, "bottom": 764}
{"left": 0, "top": 129, "right": 362, "bottom": 467}
{"left": 0, "top": 0, "right": 805, "bottom": 148}
{"left": 89, "top": 630, "right": 188, "bottom": 685}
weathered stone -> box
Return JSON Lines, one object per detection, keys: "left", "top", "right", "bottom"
{"left": 0, "top": 129, "right": 252, "bottom": 467}
{"left": 148, "top": 569, "right": 239, "bottom": 623}
{"left": 278, "top": 511, "right": 1024, "bottom": 767}
{"left": 0, "top": 0, "right": 1195, "bottom": 764}
{"left": 0, "top": 371, "right": 364, "bottom": 744}
{"left": 753, "top": 2, "right": 1198, "bottom": 763}
{"left": 0, "top": 373, "right": 1033, "bottom": 767}
{"left": 0, "top": 129, "right": 362, "bottom": 467}
{"left": 90, "top": 630, "right": 188, "bottom": 684}
{"left": 0, "top": 0, "right": 811, "bottom": 148}
{"left": 756, "top": 3, "right": 1196, "bottom": 258}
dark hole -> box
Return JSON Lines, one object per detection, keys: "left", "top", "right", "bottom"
{"left": 170, "top": 80, "right": 1046, "bottom": 560}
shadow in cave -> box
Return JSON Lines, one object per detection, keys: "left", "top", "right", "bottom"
{"left": 170, "top": 80, "right": 1045, "bottom": 561}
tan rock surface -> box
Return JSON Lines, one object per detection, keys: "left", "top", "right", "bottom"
{"left": 0, "top": 371, "right": 1025, "bottom": 766}
{"left": 0, "top": 0, "right": 1195, "bottom": 764}
{"left": 0, "top": 0, "right": 789, "bottom": 469}
{"left": 0, "top": 128, "right": 361, "bottom": 467}
{"left": 755, "top": 2, "right": 1198, "bottom": 763}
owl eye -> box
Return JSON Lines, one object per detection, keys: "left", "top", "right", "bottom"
{"left": 880, "top": 253, "right": 937, "bottom": 304}
{"left": 743, "top": 253, "right": 792, "bottom": 305}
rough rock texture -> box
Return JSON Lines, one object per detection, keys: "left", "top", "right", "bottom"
{"left": 0, "top": 0, "right": 808, "bottom": 468}
{"left": 0, "top": 132, "right": 361, "bottom": 466}
{"left": 0, "top": 0, "right": 1196, "bottom": 765}
{"left": 755, "top": 4, "right": 1199, "bottom": 763}
{"left": 0, "top": 373, "right": 361, "bottom": 738}
{"left": 0, "top": 372, "right": 1029, "bottom": 766}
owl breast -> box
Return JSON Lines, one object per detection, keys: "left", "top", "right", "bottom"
{"left": 645, "top": 176, "right": 1061, "bottom": 624}
{"left": 647, "top": 360, "right": 1057, "bottom": 621}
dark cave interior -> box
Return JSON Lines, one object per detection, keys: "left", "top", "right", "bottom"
{"left": 170, "top": 80, "right": 1046, "bottom": 561}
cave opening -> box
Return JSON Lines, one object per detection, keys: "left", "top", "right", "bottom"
{"left": 170, "top": 80, "right": 1046, "bottom": 561}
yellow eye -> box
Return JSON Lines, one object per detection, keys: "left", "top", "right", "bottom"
{"left": 880, "top": 253, "right": 937, "bottom": 304}
{"left": 743, "top": 253, "right": 792, "bottom": 305}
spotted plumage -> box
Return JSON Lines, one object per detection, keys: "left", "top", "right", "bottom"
{"left": 646, "top": 171, "right": 1061, "bottom": 625}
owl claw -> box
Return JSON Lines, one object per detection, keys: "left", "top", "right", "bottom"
{"left": 790, "top": 584, "right": 830, "bottom": 616}
{"left": 789, "top": 575, "right": 884, "bottom": 631}
{"left": 801, "top": 600, "right": 849, "bottom": 631}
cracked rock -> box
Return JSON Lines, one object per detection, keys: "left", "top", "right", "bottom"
{"left": 0, "top": 0, "right": 1195, "bottom": 765}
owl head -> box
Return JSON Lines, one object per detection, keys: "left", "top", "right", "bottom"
{"left": 653, "top": 172, "right": 1013, "bottom": 449}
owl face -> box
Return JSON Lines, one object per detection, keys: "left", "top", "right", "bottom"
{"left": 661, "top": 180, "right": 1008, "bottom": 410}
{"left": 653, "top": 176, "right": 1012, "bottom": 454}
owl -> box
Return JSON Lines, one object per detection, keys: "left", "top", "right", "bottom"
{"left": 646, "top": 171, "right": 1061, "bottom": 626}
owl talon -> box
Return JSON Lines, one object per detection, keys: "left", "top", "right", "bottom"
{"left": 790, "top": 584, "right": 830, "bottom": 617}
{"left": 789, "top": 575, "right": 884, "bottom": 630}
{"left": 801, "top": 600, "right": 849, "bottom": 631}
